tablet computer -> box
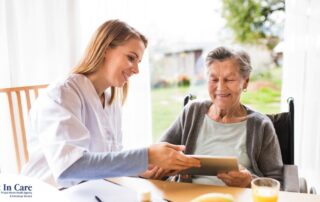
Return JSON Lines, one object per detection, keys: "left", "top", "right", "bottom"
{"left": 180, "top": 155, "right": 239, "bottom": 176}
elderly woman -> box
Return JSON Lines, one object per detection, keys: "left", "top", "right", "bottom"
{"left": 144, "top": 46, "right": 283, "bottom": 188}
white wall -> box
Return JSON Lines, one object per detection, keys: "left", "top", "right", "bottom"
{"left": 282, "top": 0, "right": 320, "bottom": 191}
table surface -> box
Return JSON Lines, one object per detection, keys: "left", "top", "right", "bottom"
{"left": 109, "top": 177, "right": 320, "bottom": 202}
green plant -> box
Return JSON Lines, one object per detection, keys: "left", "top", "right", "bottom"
{"left": 177, "top": 75, "right": 191, "bottom": 87}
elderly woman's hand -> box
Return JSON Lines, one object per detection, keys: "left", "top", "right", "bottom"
{"left": 217, "top": 165, "right": 252, "bottom": 188}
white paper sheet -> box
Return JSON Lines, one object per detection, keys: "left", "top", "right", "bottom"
{"left": 62, "top": 179, "right": 166, "bottom": 202}
{"left": 62, "top": 179, "right": 138, "bottom": 202}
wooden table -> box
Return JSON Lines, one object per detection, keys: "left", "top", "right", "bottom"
{"left": 109, "top": 177, "right": 320, "bottom": 202}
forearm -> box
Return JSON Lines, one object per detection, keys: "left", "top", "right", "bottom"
{"left": 57, "top": 148, "right": 148, "bottom": 184}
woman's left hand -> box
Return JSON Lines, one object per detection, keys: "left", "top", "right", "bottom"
{"left": 217, "top": 165, "right": 252, "bottom": 188}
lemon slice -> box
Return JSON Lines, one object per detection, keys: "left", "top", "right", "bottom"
{"left": 190, "top": 193, "right": 234, "bottom": 202}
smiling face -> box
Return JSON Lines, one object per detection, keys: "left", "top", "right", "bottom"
{"left": 100, "top": 37, "right": 145, "bottom": 88}
{"left": 207, "top": 58, "right": 249, "bottom": 110}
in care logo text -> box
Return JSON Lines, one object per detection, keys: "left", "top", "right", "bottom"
{"left": 0, "top": 183, "right": 33, "bottom": 198}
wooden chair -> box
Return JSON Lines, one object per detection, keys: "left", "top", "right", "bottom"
{"left": 0, "top": 84, "right": 48, "bottom": 173}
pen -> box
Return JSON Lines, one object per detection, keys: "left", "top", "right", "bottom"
{"left": 95, "top": 195, "right": 103, "bottom": 202}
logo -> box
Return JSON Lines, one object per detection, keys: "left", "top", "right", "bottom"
{"left": 0, "top": 173, "right": 68, "bottom": 202}
{"left": 0, "top": 183, "right": 33, "bottom": 198}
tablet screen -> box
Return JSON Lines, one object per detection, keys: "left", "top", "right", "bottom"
{"left": 180, "top": 155, "right": 239, "bottom": 176}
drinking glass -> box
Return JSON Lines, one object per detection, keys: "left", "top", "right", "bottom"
{"left": 251, "top": 177, "right": 280, "bottom": 202}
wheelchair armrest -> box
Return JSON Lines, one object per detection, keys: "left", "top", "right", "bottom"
{"left": 283, "top": 164, "right": 300, "bottom": 192}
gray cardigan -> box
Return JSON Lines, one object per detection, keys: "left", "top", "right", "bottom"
{"left": 160, "top": 100, "right": 283, "bottom": 184}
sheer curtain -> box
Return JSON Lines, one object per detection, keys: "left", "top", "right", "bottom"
{"left": 0, "top": 0, "right": 151, "bottom": 173}
{"left": 282, "top": 0, "right": 320, "bottom": 190}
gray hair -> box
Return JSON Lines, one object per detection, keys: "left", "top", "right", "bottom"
{"left": 206, "top": 46, "right": 252, "bottom": 79}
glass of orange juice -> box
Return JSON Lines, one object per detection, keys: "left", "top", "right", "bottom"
{"left": 251, "top": 177, "right": 280, "bottom": 202}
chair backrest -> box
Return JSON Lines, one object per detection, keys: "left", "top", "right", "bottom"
{"left": 183, "top": 93, "right": 197, "bottom": 107}
{"left": 183, "top": 94, "right": 295, "bottom": 165}
{"left": 266, "top": 97, "right": 294, "bottom": 165}
{"left": 0, "top": 84, "right": 48, "bottom": 173}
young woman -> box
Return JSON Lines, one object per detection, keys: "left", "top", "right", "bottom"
{"left": 22, "top": 19, "right": 200, "bottom": 188}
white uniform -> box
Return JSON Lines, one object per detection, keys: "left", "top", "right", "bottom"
{"left": 22, "top": 74, "right": 124, "bottom": 187}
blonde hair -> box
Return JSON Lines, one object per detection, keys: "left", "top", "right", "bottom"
{"left": 72, "top": 19, "right": 148, "bottom": 105}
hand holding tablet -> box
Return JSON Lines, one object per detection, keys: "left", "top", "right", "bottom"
{"left": 180, "top": 155, "right": 239, "bottom": 176}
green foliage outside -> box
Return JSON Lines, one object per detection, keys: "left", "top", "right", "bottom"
{"left": 222, "top": 0, "right": 285, "bottom": 49}
{"left": 151, "top": 86, "right": 190, "bottom": 142}
{"left": 241, "top": 67, "right": 282, "bottom": 113}
{"left": 151, "top": 68, "right": 282, "bottom": 142}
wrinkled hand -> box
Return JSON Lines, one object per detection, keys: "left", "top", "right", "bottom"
{"left": 148, "top": 142, "right": 201, "bottom": 170}
{"left": 217, "top": 165, "right": 252, "bottom": 188}
{"left": 139, "top": 165, "right": 179, "bottom": 179}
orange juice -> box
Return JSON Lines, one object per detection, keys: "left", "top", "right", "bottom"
{"left": 252, "top": 187, "right": 278, "bottom": 202}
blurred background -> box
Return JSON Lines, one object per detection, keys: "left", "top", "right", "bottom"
{"left": 0, "top": 0, "right": 319, "bottom": 192}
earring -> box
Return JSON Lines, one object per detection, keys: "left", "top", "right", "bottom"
{"left": 243, "top": 88, "right": 247, "bottom": 92}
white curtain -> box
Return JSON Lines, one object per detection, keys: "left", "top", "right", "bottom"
{"left": 282, "top": 0, "right": 320, "bottom": 191}
{"left": 0, "top": 0, "right": 151, "bottom": 173}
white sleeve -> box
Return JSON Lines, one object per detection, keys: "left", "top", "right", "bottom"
{"left": 32, "top": 87, "right": 89, "bottom": 180}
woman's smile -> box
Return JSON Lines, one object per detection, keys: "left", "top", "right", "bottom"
{"left": 122, "top": 71, "right": 131, "bottom": 82}
{"left": 215, "top": 93, "right": 231, "bottom": 99}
